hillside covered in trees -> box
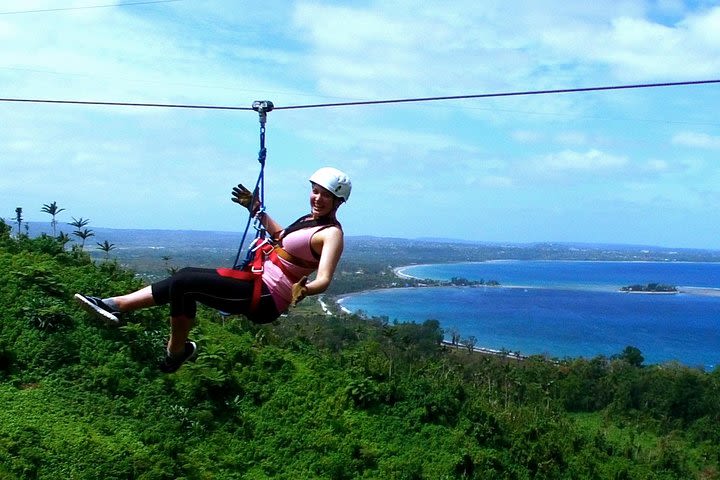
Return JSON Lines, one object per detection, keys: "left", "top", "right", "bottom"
{"left": 1, "top": 221, "right": 719, "bottom": 479}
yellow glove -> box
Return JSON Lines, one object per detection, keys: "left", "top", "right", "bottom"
{"left": 291, "top": 276, "right": 309, "bottom": 306}
{"left": 231, "top": 184, "right": 260, "bottom": 214}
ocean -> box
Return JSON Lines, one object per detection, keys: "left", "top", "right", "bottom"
{"left": 339, "top": 261, "right": 720, "bottom": 369}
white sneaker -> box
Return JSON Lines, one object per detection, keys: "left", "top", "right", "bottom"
{"left": 73, "top": 293, "right": 121, "bottom": 324}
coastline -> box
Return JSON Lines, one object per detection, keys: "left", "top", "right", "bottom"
{"left": 317, "top": 296, "right": 333, "bottom": 315}
{"left": 335, "top": 288, "right": 530, "bottom": 361}
{"left": 344, "top": 264, "right": 537, "bottom": 362}
{"left": 441, "top": 340, "right": 528, "bottom": 361}
{"left": 336, "top": 262, "right": 720, "bottom": 368}
{"left": 392, "top": 265, "right": 425, "bottom": 280}
{"left": 392, "top": 263, "right": 720, "bottom": 297}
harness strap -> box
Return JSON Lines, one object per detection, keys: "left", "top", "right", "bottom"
{"left": 217, "top": 241, "right": 274, "bottom": 312}
{"left": 272, "top": 245, "right": 319, "bottom": 270}
{"left": 280, "top": 215, "right": 341, "bottom": 241}
{"left": 217, "top": 243, "right": 316, "bottom": 313}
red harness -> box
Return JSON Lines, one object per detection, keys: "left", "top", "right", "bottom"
{"left": 216, "top": 239, "right": 313, "bottom": 313}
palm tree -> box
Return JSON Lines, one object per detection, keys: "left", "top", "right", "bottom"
{"left": 73, "top": 228, "right": 95, "bottom": 250}
{"left": 96, "top": 240, "right": 116, "bottom": 260}
{"left": 41, "top": 201, "right": 66, "bottom": 236}
{"left": 14, "top": 207, "right": 23, "bottom": 235}
{"left": 57, "top": 232, "right": 71, "bottom": 251}
{"left": 69, "top": 217, "right": 91, "bottom": 249}
{"left": 69, "top": 217, "right": 90, "bottom": 230}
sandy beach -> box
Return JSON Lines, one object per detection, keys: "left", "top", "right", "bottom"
{"left": 392, "top": 265, "right": 423, "bottom": 280}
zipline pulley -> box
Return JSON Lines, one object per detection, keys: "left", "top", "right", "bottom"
{"left": 252, "top": 100, "right": 274, "bottom": 125}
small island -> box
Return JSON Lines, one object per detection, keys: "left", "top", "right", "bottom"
{"left": 620, "top": 282, "right": 678, "bottom": 293}
{"left": 449, "top": 276, "right": 500, "bottom": 287}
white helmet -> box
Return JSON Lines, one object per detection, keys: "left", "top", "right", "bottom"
{"left": 309, "top": 167, "right": 352, "bottom": 202}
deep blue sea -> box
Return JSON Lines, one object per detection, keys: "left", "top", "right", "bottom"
{"left": 339, "top": 261, "right": 720, "bottom": 369}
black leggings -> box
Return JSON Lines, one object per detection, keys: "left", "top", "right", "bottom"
{"left": 151, "top": 267, "right": 280, "bottom": 324}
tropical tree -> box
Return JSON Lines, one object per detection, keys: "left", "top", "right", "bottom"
{"left": 69, "top": 216, "right": 90, "bottom": 230}
{"left": 0, "top": 218, "right": 10, "bottom": 239}
{"left": 57, "top": 232, "right": 71, "bottom": 251}
{"left": 96, "top": 240, "right": 116, "bottom": 260}
{"left": 69, "top": 217, "right": 93, "bottom": 249}
{"left": 41, "top": 201, "right": 66, "bottom": 236}
{"left": 463, "top": 335, "right": 477, "bottom": 354}
{"left": 14, "top": 207, "right": 23, "bottom": 235}
{"left": 73, "top": 228, "right": 95, "bottom": 250}
{"left": 616, "top": 345, "right": 644, "bottom": 367}
{"left": 448, "top": 327, "right": 461, "bottom": 347}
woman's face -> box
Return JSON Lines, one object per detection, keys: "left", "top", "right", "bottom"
{"left": 310, "top": 183, "right": 338, "bottom": 218}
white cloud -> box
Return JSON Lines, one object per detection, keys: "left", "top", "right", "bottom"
{"left": 672, "top": 131, "right": 720, "bottom": 149}
{"left": 643, "top": 159, "right": 670, "bottom": 172}
{"left": 2, "top": 1, "right": 720, "bottom": 247}
{"left": 543, "top": 6, "right": 720, "bottom": 80}
{"left": 293, "top": 4, "right": 414, "bottom": 51}
{"left": 535, "top": 149, "right": 628, "bottom": 173}
{"left": 512, "top": 130, "right": 544, "bottom": 143}
{"left": 471, "top": 174, "right": 515, "bottom": 188}
{"left": 554, "top": 132, "right": 589, "bottom": 146}
{"left": 292, "top": 2, "right": 557, "bottom": 99}
{"left": 3, "top": 139, "right": 34, "bottom": 152}
{"left": 0, "top": 4, "right": 304, "bottom": 108}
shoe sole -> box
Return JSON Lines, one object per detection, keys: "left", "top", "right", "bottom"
{"left": 181, "top": 341, "right": 199, "bottom": 364}
{"left": 73, "top": 293, "right": 120, "bottom": 324}
{"left": 187, "top": 341, "right": 198, "bottom": 363}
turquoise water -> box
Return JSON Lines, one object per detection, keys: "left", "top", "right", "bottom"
{"left": 339, "top": 261, "right": 720, "bottom": 369}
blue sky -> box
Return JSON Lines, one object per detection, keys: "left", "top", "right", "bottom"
{"left": 2, "top": 1, "right": 720, "bottom": 249}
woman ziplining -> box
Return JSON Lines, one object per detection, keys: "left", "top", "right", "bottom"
{"left": 74, "top": 166, "right": 351, "bottom": 373}
{"left": 73, "top": 100, "right": 352, "bottom": 372}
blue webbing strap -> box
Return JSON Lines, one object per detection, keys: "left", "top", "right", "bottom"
{"left": 232, "top": 101, "right": 274, "bottom": 269}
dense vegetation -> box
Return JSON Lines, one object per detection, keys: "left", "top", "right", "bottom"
{"left": 1, "top": 221, "right": 719, "bottom": 479}
{"left": 620, "top": 283, "right": 678, "bottom": 293}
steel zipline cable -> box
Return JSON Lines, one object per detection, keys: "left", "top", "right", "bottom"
{"left": 273, "top": 79, "right": 720, "bottom": 110}
{"left": 0, "top": 98, "right": 254, "bottom": 110}
{"left": 0, "top": 1, "right": 182, "bottom": 16}
{"left": 1, "top": 79, "right": 720, "bottom": 112}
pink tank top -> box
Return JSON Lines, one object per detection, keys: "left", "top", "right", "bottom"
{"left": 262, "top": 225, "right": 329, "bottom": 312}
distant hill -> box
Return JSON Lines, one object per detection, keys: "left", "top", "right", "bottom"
{"left": 9, "top": 222, "right": 240, "bottom": 246}
{"left": 15, "top": 222, "right": 720, "bottom": 281}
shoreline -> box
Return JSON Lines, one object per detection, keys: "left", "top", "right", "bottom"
{"left": 441, "top": 340, "right": 528, "bottom": 361}
{"left": 342, "top": 265, "right": 564, "bottom": 364}
{"left": 392, "top": 265, "right": 425, "bottom": 280}
{"left": 336, "top": 263, "right": 719, "bottom": 368}
{"left": 392, "top": 264, "right": 720, "bottom": 297}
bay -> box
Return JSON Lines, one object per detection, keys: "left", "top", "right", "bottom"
{"left": 339, "top": 261, "right": 720, "bottom": 369}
